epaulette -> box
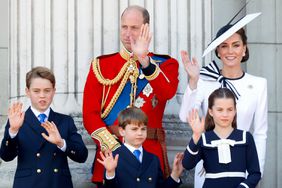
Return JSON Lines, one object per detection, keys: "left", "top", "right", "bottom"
{"left": 146, "top": 53, "right": 171, "bottom": 82}
{"left": 96, "top": 52, "right": 119, "bottom": 60}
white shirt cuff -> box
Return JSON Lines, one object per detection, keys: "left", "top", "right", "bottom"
{"left": 170, "top": 175, "right": 180, "bottom": 183}
{"left": 57, "top": 139, "right": 66, "bottom": 152}
{"left": 9, "top": 129, "right": 18, "bottom": 139}
{"left": 106, "top": 172, "right": 115, "bottom": 180}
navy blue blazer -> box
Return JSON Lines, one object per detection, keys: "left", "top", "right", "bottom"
{"left": 104, "top": 144, "right": 181, "bottom": 188}
{"left": 0, "top": 107, "right": 88, "bottom": 188}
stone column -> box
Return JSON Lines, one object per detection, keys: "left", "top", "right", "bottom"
{"left": 247, "top": 1, "right": 282, "bottom": 187}
{"left": 0, "top": 0, "right": 9, "bottom": 186}
{"left": 0, "top": 0, "right": 8, "bottom": 126}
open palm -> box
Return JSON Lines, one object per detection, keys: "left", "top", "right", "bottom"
{"left": 181, "top": 50, "right": 200, "bottom": 84}
{"left": 41, "top": 121, "right": 63, "bottom": 147}
{"left": 188, "top": 109, "right": 205, "bottom": 143}
{"left": 131, "top": 24, "right": 152, "bottom": 64}
{"left": 97, "top": 150, "right": 119, "bottom": 173}
{"left": 8, "top": 102, "right": 25, "bottom": 133}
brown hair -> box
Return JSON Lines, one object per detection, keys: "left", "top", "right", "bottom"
{"left": 215, "top": 27, "right": 249, "bottom": 62}
{"left": 118, "top": 107, "right": 148, "bottom": 129}
{"left": 205, "top": 88, "right": 237, "bottom": 131}
{"left": 26, "top": 66, "right": 56, "bottom": 88}
{"left": 121, "top": 5, "right": 150, "bottom": 24}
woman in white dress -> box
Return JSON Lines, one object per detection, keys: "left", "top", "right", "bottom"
{"left": 179, "top": 21, "right": 268, "bottom": 188}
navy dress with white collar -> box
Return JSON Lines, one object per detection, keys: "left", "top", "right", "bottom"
{"left": 182, "top": 129, "right": 261, "bottom": 188}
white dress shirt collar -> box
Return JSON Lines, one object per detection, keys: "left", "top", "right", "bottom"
{"left": 31, "top": 106, "right": 51, "bottom": 120}
{"left": 124, "top": 143, "right": 143, "bottom": 162}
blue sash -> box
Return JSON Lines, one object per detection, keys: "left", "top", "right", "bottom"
{"left": 103, "top": 55, "right": 167, "bottom": 126}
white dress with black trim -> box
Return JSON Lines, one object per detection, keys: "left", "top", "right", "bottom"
{"left": 182, "top": 129, "right": 261, "bottom": 188}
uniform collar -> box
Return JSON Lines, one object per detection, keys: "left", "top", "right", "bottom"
{"left": 119, "top": 46, "right": 138, "bottom": 61}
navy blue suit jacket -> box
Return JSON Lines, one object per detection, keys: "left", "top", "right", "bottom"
{"left": 0, "top": 107, "right": 88, "bottom": 188}
{"left": 104, "top": 144, "right": 181, "bottom": 188}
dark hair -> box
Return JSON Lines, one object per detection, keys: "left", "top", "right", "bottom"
{"left": 118, "top": 107, "right": 148, "bottom": 129}
{"left": 121, "top": 5, "right": 150, "bottom": 24}
{"left": 205, "top": 88, "right": 237, "bottom": 131}
{"left": 215, "top": 26, "right": 249, "bottom": 62}
{"left": 26, "top": 66, "right": 56, "bottom": 88}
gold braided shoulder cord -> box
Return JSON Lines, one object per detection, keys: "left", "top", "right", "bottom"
{"left": 92, "top": 58, "right": 137, "bottom": 119}
{"left": 92, "top": 58, "right": 128, "bottom": 85}
{"left": 101, "top": 70, "right": 131, "bottom": 118}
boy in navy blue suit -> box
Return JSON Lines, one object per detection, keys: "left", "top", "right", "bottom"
{"left": 98, "top": 107, "right": 183, "bottom": 188}
{"left": 0, "top": 66, "right": 88, "bottom": 188}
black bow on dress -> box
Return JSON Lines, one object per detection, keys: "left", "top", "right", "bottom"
{"left": 199, "top": 61, "right": 242, "bottom": 100}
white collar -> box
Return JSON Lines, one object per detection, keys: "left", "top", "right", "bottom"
{"left": 124, "top": 143, "right": 143, "bottom": 154}
{"left": 31, "top": 106, "right": 51, "bottom": 119}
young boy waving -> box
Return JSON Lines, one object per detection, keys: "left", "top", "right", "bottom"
{"left": 98, "top": 107, "right": 184, "bottom": 188}
{"left": 0, "top": 66, "right": 88, "bottom": 188}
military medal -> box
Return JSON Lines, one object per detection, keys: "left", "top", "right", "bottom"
{"left": 143, "top": 83, "right": 153, "bottom": 97}
{"left": 134, "top": 97, "right": 145, "bottom": 108}
{"left": 151, "top": 95, "right": 158, "bottom": 108}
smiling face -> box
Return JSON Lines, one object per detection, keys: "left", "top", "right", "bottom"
{"left": 25, "top": 77, "right": 55, "bottom": 113}
{"left": 208, "top": 98, "right": 236, "bottom": 129}
{"left": 119, "top": 123, "right": 147, "bottom": 148}
{"left": 216, "top": 33, "right": 246, "bottom": 68}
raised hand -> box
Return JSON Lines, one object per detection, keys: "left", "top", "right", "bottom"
{"left": 131, "top": 23, "right": 152, "bottom": 67}
{"left": 41, "top": 121, "right": 64, "bottom": 148}
{"left": 8, "top": 102, "right": 25, "bottom": 134}
{"left": 180, "top": 50, "right": 200, "bottom": 90}
{"left": 171, "top": 152, "right": 184, "bottom": 181}
{"left": 97, "top": 150, "right": 119, "bottom": 177}
{"left": 187, "top": 109, "right": 205, "bottom": 144}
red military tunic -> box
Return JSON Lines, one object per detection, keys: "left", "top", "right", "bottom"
{"left": 83, "top": 48, "right": 179, "bottom": 183}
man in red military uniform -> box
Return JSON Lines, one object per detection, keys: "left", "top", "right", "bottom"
{"left": 83, "top": 5, "right": 179, "bottom": 187}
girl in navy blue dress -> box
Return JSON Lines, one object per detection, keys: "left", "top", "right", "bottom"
{"left": 182, "top": 88, "right": 261, "bottom": 188}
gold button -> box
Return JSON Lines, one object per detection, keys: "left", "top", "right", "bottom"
{"left": 136, "top": 178, "right": 140, "bottom": 182}
{"left": 54, "top": 168, "right": 58, "bottom": 173}
{"left": 36, "top": 153, "right": 40, "bottom": 157}
{"left": 36, "top": 169, "right": 41, "bottom": 173}
{"left": 5, "top": 141, "right": 9, "bottom": 146}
